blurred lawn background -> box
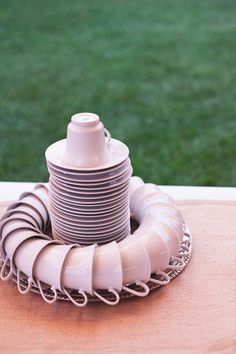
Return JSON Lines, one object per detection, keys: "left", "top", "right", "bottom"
{"left": 0, "top": 0, "right": 235, "bottom": 186}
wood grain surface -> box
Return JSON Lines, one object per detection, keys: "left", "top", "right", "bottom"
{"left": 0, "top": 200, "right": 235, "bottom": 354}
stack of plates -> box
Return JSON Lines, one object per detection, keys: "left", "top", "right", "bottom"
{"left": 45, "top": 113, "right": 132, "bottom": 245}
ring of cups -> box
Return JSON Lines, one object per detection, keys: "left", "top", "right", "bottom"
{"left": 0, "top": 179, "right": 188, "bottom": 306}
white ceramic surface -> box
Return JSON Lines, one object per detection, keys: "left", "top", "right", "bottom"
{"left": 128, "top": 176, "right": 144, "bottom": 197}
{"left": 47, "top": 157, "right": 131, "bottom": 180}
{"left": 19, "top": 193, "right": 48, "bottom": 225}
{"left": 2, "top": 229, "right": 49, "bottom": 268}
{"left": 147, "top": 211, "right": 184, "bottom": 244}
{"left": 7, "top": 202, "right": 44, "bottom": 230}
{"left": 49, "top": 180, "right": 130, "bottom": 202}
{"left": 0, "top": 217, "right": 40, "bottom": 242}
{"left": 147, "top": 204, "right": 184, "bottom": 224}
{"left": 14, "top": 238, "right": 61, "bottom": 281}
{"left": 135, "top": 227, "right": 170, "bottom": 273}
{"left": 53, "top": 225, "right": 129, "bottom": 245}
{"left": 0, "top": 210, "right": 39, "bottom": 229}
{"left": 52, "top": 219, "right": 130, "bottom": 238}
{"left": 133, "top": 192, "right": 175, "bottom": 220}
{"left": 49, "top": 188, "right": 129, "bottom": 206}
{"left": 50, "top": 206, "right": 129, "bottom": 229}
{"left": 118, "top": 237, "right": 151, "bottom": 284}
{"left": 144, "top": 207, "right": 183, "bottom": 242}
{"left": 49, "top": 203, "right": 129, "bottom": 223}
{"left": 49, "top": 177, "right": 130, "bottom": 195}
{"left": 62, "top": 244, "right": 97, "bottom": 294}
{"left": 49, "top": 177, "right": 130, "bottom": 198}
{"left": 46, "top": 138, "right": 129, "bottom": 172}
{"left": 61, "top": 113, "right": 110, "bottom": 168}
{"left": 48, "top": 163, "right": 132, "bottom": 185}
{"left": 49, "top": 196, "right": 128, "bottom": 215}
{"left": 129, "top": 183, "right": 161, "bottom": 212}
{"left": 33, "top": 244, "right": 78, "bottom": 291}
{"left": 92, "top": 241, "right": 122, "bottom": 291}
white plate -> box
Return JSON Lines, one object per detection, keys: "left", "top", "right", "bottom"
{"left": 49, "top": 179, "right": 129, "bottom": 200}
{"left": 49, "top": 204, "right": 129, "bottom": 225}
{"left": 49, "top": 189, "right": 129, "bottom": 206}
{"left": 47, "top": 157, "right": 130, "bottom": 177}
{"left": 49, "top": 178, "right": 130, "bottom": 195}
{"left": 49, "top": 197, "right": 128, "bottom": 215}
{"left": 46, "top": 138, "right": 129, "bottom": 171}
{"left": 50, "top": 209, "right": 129, "bottom": 231}
{"left": 52, "top": 219, "right": 130, "bottom": 237}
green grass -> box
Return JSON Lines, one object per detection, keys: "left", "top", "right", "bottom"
{"left": 1, "top": 0, "right": 236, "bottom": 186}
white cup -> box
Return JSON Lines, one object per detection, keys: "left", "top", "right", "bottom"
{"left": 33, "top": 244, "right": 78, "bottom": 291}
{"left": 1, "top": 228, "right": 49, "bottom": 259}
{"left": 134, "top": 192, "right": 176, "bottom": 222}
{"left": 129, "top": 176, "right": 144, "bottom": 197}
{"left": 62, "top": 243, "right": 96, "bottom": 295}
{"left": 92, "top": 241, "right": 122, "bottom": 291}
{"left": 0, "top": 217, "right": 40, "bottom": 245}
{"left": 7, "top": 202, "right": 44, "bottom": 230}
{"left": 145, "top": 204, "right": 183, "bottom": 224}
{"left": 118, "top": 236, "right": 151, "bottom": 297}
{"left": 118, "top": 236, "right": 151, "bottom": 284}
{"left": 129, "top": 183, "right": 160, "bottom": 213}
{"left": 62, "top": 113, "right": 110, "bottom": 168}
{"left": 146, "top": 210, "right": 183, "bottom": 244}
{"left": 14, "top": 238, "right": 59, "bottom": 280}
{"left": 0, "top": 210, "right": 38, "bottom": 229}
{"left": 134, "top": 225, "right": 170, "bottom": 273}
{"left": 145, "top": 213, "right": 185, "bottom": 271}
{"left": 14, "top": 238, "right": 61, "bottom": 294}
{"left": 151, "top": 220, "right": 180, "bottom": 260}
{"left": 0, "top": 229, "right": 50, "bottom": 281}
{"left": 19, "top": 192, "right": 49, "bottom": 226}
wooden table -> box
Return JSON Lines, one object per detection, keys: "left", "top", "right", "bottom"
{"left": 0, "top": 183, "right": 235, "bottom": 353}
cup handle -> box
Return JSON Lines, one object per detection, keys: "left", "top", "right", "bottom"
{"left": 17, "top": 269, "right": 33, "bottom": 294}
{"left": 62, "top": 288, "right": 88, "bottom": 307}
{"left": 168, "top": 256, "right": 185, "bottom": 270}
{"left": 104, "top": 128, "right": 111, "bottom": 145}
{"left": 177, "top": 244, "right": 191, "bottom": 257}
{"left": 150, "top": 271, "right": 170, "bottom": 285}
{"left": 36, "top": 278, "right": 58, "bottom": 304}
{"left": 0, "top": 257, "right": 12, "bottom": 281}
{"left": 93, "top": 288, "right": 120, "bottom": 305}
{"left": 122, "top": 281, "right": 149, "bottom": 297}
